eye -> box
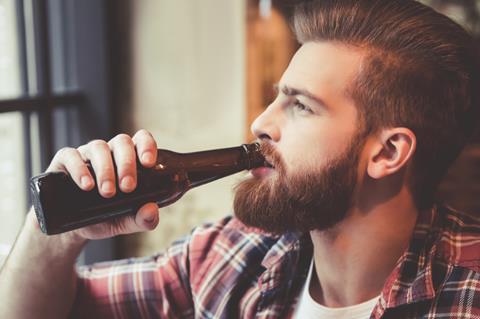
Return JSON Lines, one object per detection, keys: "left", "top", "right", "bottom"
{"left": 293, "top": 100, "right": 313, "bottom": 114}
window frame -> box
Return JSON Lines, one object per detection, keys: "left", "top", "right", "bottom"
{"left": 0, "top": 0, "right": 115, "bottom": 264}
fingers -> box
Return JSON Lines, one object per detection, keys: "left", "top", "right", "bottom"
{"left": 73, "top": 202, "right": 160, "bottom": 240}
{"left": 83, "top": 202, "right": 160, "bottom": 239}
{"left": 135, "top": 202, "right": 160, "bottom": 230}
{"left": 48, "top": 147, "right": 95, "bottom": 191}
{"left": 47, "top": 130, "right": 157, "bottom": 199}
{"left": 78, "top": 140, "right": 116, "bottom": 198}
{"left": 108, "top": 134, "right": 137, "bottom": 193}
{"left": 115, "top": 202, "right": 160, "bottom": 234}
{"left": 132, "top": 129, "right": 157, "bottom": 168}
{"left": 43, "top": 129, "right": 161, "bottom": 240}
{"left": 108, "top": 130, "right": 158, "bottom": 193}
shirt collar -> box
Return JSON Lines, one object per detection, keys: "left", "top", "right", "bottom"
{"left": 260, "top": 231, "right": 306, "bottom": 269}
{"left": 255, "top": 206, "right": 449, "bottom": 310}
{"left": 381, "top": 205, "right": 446, "bottom": 309}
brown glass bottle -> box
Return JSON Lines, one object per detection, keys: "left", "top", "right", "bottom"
{"left": 30, "top": 143, "right": 263, "bottom": 235}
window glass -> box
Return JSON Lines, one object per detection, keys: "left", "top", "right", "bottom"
{"left": 0, "top": 0, "right": 21, "bottom": 97}
{"left": 0, "top": 0, "right": 26, "bottom": 265}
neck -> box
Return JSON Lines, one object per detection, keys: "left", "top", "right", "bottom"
{"left": 308, "top": 185, "right": 419, "bottom": 308}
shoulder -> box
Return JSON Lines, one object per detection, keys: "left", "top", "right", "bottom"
{"left": 432, "top": 263, "right": 480, "bottom": 317}
{"left": 191, "top": 215, "right": 279, "bottom": 240}
{"left": 184, "top": 216, "right": 293, "bottom": 297}
{"left": 435, "top": 205, "right": 480, "bottom": 272}
{"left": 186, "top": 216, "right": 282, "bottom": 264}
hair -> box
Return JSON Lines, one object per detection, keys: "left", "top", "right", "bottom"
{"left": 292, "top": 0, "right": 480, "bottom": 209}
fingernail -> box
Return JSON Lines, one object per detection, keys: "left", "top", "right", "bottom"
{"left": 145, "top": 216, "right": 155, "bottom": 223}
{"left": 81, "top": 176, "right": 92, "bottom": 189}
{"left": 121, "top": 176, "right": 135, "bottom": 190}
{"left": 141, "top": 152, "right": 153, "bottom": 163}
{"left": 101, "top": 180, "right": 114, "bottom": 194}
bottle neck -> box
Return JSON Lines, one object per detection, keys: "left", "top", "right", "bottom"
{"left": 241, "top": 143, "right": 264, "bottom": 170}
{"left": 186, "top": 143, "right": 263, "bottom": 188}
{"left": 154, "top": 143, "right": 263, "bottom": 189}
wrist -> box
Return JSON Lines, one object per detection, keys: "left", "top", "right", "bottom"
{"left": 24, "top": 208, "right": 88, "bottom": 258}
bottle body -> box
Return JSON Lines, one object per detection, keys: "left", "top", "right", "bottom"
{"left": 30, "top": 143, "right": 263, "bottom": 235}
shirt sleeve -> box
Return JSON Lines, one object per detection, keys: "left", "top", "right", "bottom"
{"left": 69, "top": 236, "right": 194, "bottom": 319}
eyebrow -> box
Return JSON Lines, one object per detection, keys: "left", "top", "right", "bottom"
{"left": 274, "top": 83, "right": 328, "bottom": 108}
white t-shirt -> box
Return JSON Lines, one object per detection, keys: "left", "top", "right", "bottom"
{"left": 294, "top": 260, "right": 379, "bottom": 319}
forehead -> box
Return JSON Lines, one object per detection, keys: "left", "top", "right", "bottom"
{"left": 280, "top": 41, "right": 364, "bottom": 104}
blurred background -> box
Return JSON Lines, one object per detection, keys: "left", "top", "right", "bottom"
{"left": 0, "top": 0, "right": 478, "bottom": 266}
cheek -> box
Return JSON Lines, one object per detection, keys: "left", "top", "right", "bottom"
{"left": 277, "top": 120, "right": 356, "bottom": 173}
{"left": 277, "top": 126, "right": 328, "bottom": 173}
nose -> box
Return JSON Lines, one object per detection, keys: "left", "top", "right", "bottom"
{"left": 250, "top": 103, "right": 282, "bottom": 142}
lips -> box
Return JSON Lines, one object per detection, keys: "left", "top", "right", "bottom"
{"left": 251, "top": 166, "right": 273, "bottom": 178}
{"left": 250, "top": 158, "right": 275, "bottom": 178}
{"left": 263, "top": 159, "right": 274, "bottom": 169}
{"left": 249, "top": 142, "right": 278, "bottom": 178}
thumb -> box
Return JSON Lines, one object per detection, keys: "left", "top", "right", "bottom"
{"left": 115, "top": 202, "right": 160, "bottom": 235}
{"left": 135, "top": 202, "right": 160, "bottom": 231}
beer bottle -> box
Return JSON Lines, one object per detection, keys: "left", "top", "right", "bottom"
{"left": 30, "top": 143, "right": 263, "bottom": 235}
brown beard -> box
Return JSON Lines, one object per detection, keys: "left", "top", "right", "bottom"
{"left": 233, "top": 134, "right": 364, "bottom": 234}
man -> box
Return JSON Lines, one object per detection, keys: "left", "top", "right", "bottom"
{"left": 1, "top": 0, "right": 479, "bottom": 318}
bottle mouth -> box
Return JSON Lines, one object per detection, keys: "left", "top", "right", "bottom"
{"left": 242, "top": 143, "right": 266, "bottom": 169}
{"left": 263, "top": 160, "right": 274, "bottom": 168}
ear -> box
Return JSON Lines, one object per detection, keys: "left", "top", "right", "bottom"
{"left": 367, "top": 128, "right": 416, "bottom": 179}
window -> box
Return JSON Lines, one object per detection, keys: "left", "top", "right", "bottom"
{"left": 0, "top": 0, "right": 113, "bottom": 266}
{"left": 0, "top": 0, "right": 28, "bottom": 265}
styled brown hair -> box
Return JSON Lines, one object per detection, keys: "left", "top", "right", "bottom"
{"left": 293, "top": 0, "right": 480, "bottom": 209}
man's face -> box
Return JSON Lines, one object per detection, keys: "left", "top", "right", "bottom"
{"left": 234, "top": 42, "right": 367, "bottom": 234}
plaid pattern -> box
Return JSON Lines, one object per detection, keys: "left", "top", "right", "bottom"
{"left": 71, "top": 205, "right": 480, "bottom": 318}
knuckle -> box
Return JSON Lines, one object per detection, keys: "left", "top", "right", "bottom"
{"left": 56, "top": 147, "right": 75, "bottom": 157}
{"left": 76, "top": 144, "right": 87, "bottom": 154}
{"left": 123, "top": 157, "right": 136, "bottom": 166}
{"left": 137, "top": 129, "right": 150, "bottom": 136}
{"left": 112, "top": 133, "right": 133, "bottom": 145}
{"left": 88, "top": 139, "right": 109, "bottom": 149}
{"left": 117, "top": 161, "right": 136, "bottom": 174}
{"left": 111, "top": 216, "right": 134, "bottom": 235}
{"left": 55, "top": 147, "right": 78, "bottom": 162}
{"left": 134, "top": 129, "right": 154, "bottom": 142}
{"left": 96, "top": 164, "right": 114, "bottom": 176}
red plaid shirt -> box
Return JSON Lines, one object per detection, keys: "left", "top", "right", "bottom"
{"left": 71, "top": 205, "right": 480, "bottom": 318}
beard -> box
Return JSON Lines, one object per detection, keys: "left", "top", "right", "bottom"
{"left": 233, "top": 133, "right": 364, "bottom": 234}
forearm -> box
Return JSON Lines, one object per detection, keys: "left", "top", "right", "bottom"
{"left": 0, "top": 211, "right": 87, "bottom": 319}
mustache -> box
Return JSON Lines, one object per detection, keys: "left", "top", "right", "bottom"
{"left": 258, "top": 142, "right": 285, "bottom": 171}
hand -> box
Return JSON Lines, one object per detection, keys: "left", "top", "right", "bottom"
{"left": 28, "top": 129, "right": 161, "bottom": 240}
